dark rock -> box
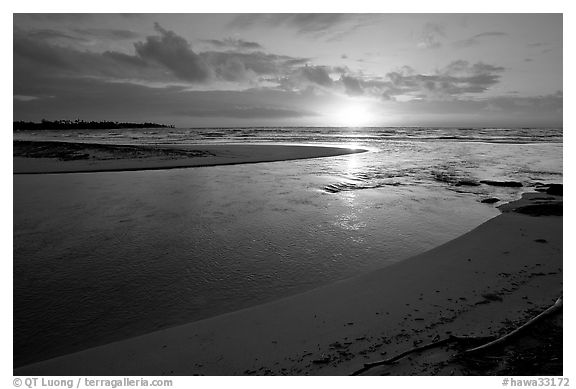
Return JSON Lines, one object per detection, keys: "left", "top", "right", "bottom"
{"left": 456, "top": 179, "right": 481, "bottom": 187}
{"left": 515, "top": 203, "right": 562, "bottom": 216}
{"left": 546, "top": 184, "right": 563, "bottom": 196}
{"left": 329, "top": 342, "right": 347, "bottom": 349}
{"left": 481, "top": 197, "right": 500, "bottom": 204}
{"left": 481, "top": 293, "right": 503, "bottom": 302}
{"left": 312, "top": 356, "right": 331, "bottom": 364}
{"left": 432, "top": 172, "right": 455, "bottom": 184}
{"left": 480, "top": 180, "right": 523, "bottom": 187}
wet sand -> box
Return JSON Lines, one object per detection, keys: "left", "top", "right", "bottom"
{"left": 14, "top": 192, "right": 562, "bottom": 376}
{"left": 13, "top": 140, "right": 367, "bottom": 174}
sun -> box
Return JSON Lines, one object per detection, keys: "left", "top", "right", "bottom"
{"left": 333, "top": 103, "right": 373, "bottom": 127}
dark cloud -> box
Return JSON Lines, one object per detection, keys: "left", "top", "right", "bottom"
{"left": 453, "top": 31, "right": 509, "bottom": 48}
{"left": 341, "top": 75, "right": 363, "bottom": 96}
{"left": 101, "top": 51, "right": 149, "bottom": 68}
{"left": 14, "top": 21, "right": 508, "bottom": 106}
{"left": 299, "top": 66, "right": 333, "bottom": 86}
{"left": 319, "top": 62, "right": 505, "bottom": 101}
{"left": 202, "top": 38, "right": 263, "bottom": 50}
{"left": 15, "top": 23, "right": 309, "bottom": 88}
{"left": 283, "top": 58, "right": 310, "bottom": 67}
{"left": 73, "top": 28, "right": 141, "bottom": 40}
{"left": 276, "top": 65, "right": 338, "bottom": 91}
{"left": 200, "top": 51, "right": 305, "bottom": 82}
{"left": 17, "top": 28, "right": 89, "bottom": 43}
{"left": 14, "top": 30, "right": 166, "bottom": 82}
{"left": 378, "top": 61, "right": 505, "bottom": 100}
{"left": 14, "top": 32, "right": 95, "bottom": 71}
{"left": 134, "top": 23, "right": 211, "bottom": 82}
{"left": 332, "top": 66, "right": 350, "bottom": 74}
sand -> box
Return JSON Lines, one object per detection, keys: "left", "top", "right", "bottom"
{"left": 13, "top": 141, "right": 367, "bottom": 174}
{"left": 14, "top": 192, "right": 562, "bottom": 376}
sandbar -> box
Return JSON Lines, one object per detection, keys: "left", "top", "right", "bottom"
{"left": 13, "top": 140, "right": 367, "bottom": 174}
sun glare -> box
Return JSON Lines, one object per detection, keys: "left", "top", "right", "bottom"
{"left": 333, "top": 103, "right": 374, "bottom": 127}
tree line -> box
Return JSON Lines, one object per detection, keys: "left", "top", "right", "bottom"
{"left": 14, "top": 119, "right": 175, "bottom": 130}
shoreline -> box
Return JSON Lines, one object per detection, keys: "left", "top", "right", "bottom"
{"left": 14, "top": 191, "right": 562, "bottom": 376}
{"left": 13, "top": 141, "right": 367, "bottom": 174}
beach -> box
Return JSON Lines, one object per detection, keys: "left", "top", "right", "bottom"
{"left": 15, "top": 189, "right": 562, "bottom": 375}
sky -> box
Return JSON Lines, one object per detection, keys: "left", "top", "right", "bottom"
{"left": 13, "top": 13, "right": 563, "bottom": 127}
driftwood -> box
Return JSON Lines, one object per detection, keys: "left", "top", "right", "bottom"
{"left": 464, "top": 297, "right": 563, "bottom": 354}
{"left": 350, "top": 335, "right": 494, "bottom": 376}
{"left": 351, "top": 296, "right": 562, "bottom": 376}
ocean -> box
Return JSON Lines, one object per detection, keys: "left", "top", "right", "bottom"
{"left": 13, "top": 127, "right": 562, "bottom": 366}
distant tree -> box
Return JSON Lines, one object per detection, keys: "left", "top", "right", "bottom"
{"left": 13, "top": 120, "right": 175, "bottom": 131}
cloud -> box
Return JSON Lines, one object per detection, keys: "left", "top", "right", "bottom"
{"left": 228, "top": 14, "right": 377, "bottom": 40}
{"left": 14, "top": 30, "right": 167, "bottom": 82}
{"left": 275, "top": 65, "right": 340, "bottom": 92}
{"left": 16, "top": 28, "right": 89, "bottom": 43}
{"left": 14, "top": 22, "right": 508, "bottom": 107}
{"left": 340, "top": 75, "right": 363, "bottom": 96}
{"left": 279, "top": 14, "right": 350, "bottom": 34}
{"left": 15, "top": 23, "right": 310, "bottom": 88}
{"left": 299, "top": 66, "right": 333, "bottom": 86}
{"left": 453, "top": 31, "right": 509, "bottom": 48}
{"left": 202, "top": 38, "right": 263, "bottom": 50}
{"left": 417, "top": 22, "right": 445, "bottom": 49}
{"left": 271, "top": 59, "right": 505, "bottom": 101}
{"left": 482, "top": 90, "right": 562, "bottom": 113}
{"left": 13, "top": 95, "right": 40, "bottom": 102}
{"left": 73, "top": 28, "right": 141, "bottom": 40}
{"left": 320, "top": 61, "right": 505, "bottom": 101}
{"left": 200, "top": 51, "right": 306, "bottom": 83}
{"left": 134, "top": 23, "right": 211, "bottom": 82}
{"left": 14, "top": 32, "right": 96, "bottom": 71}
{"left": 229, "top": 14, "right": 346, "bottom": 33}
{"left": 378, "top": 61, "right": 505, "bottom": 100}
